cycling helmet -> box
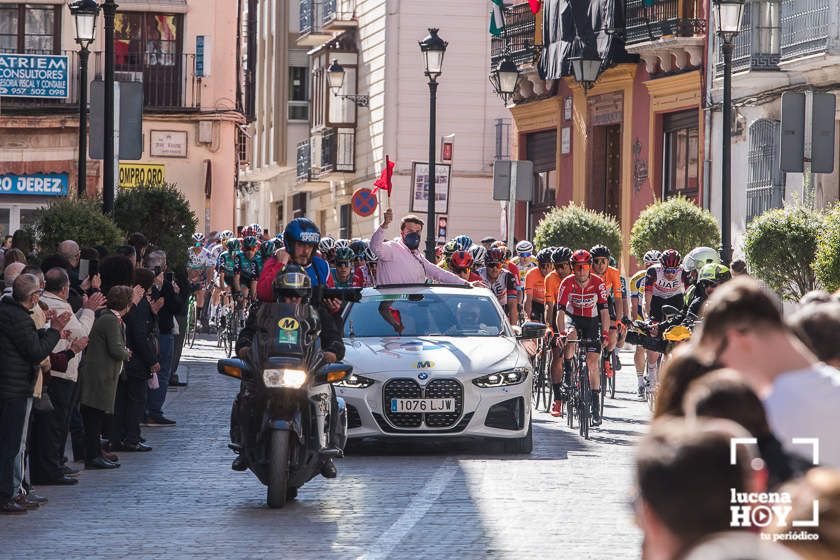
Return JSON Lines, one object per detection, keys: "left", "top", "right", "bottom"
{"left": 536, "top": 248, "right": 553, "bottom": 264}
{"left": 283, "top": 217, "right": 321, "bottom": 252}
{"left": 250, "top": 224, "right": 263, "bottom": 237}
{"left": 660, "top": 249, "right": 682, "bottom": 269}
{"left": 335, "top": 239, "right": 350, "bottom": 250}
{"left": 363, "top": 246, "right": 379, "bottom": 263}
{"left": 485, "top": 247, "right": 506, "bottom": 265}
{"left": 491, "top": 243, "right": 511, "bottom": 261}
{"left": 590, "top": 244, "right": 611, "bottom": 259}
{"left": 219, "top": 230, "right": 234, "bottom": 241}
{"left": 450, "top": 250, "right": 474, "bottom": 271}
{"left": 515, "top": 240, "right": 534, "bottom": 255}
{"left": 453, "top": 235, "right": 473, "bottom": 252}
{"left": 470, "top": 244, "right": 487, "bottom": 267}
{"left": 443, "top": 240, "right": 458, "bottom": 259}
{"left": 350, "top": 239, "right": 368, "bottom": 258}
{"left": 260, "top": 239, "right": 276, "bottom": 258}
{"left": 242, "top": 236, "right": 259, "bottom": 250}
{"left": 682, "top": 246, "right": 721, "bottom": 272}
{"left": 552, "top": 246, "right": 573, "bottom": 264}
{"left": 334, "top": 247, "right": 355, "bottom": 263}
{"left": 272, "top": 263, "right": 312, "bottom": 303}
{"left": 697, "top": 263, "right": 731, "bottom": 286}
{"left": 571, "top": 249, "right": 592, "bottom": 265}
{"left": 225, "top": 239, "right": 240, "bottom": 252}
{"left": 609, "top": 256, "right": 617, "bottom": 268}
{"left": 192, "top": 232, "right": 205, "bottom": 244}
{"left": 319, "top": 236, "right": 336, "bottom": 254}
{"left": 642, "top": 250, "right": 661, "bottom": 266}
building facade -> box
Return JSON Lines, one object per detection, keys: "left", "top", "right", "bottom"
{"left": 0, "top": 0, "right": 242, "bottom": 236}
{"left": 279, "top": 0, "right": 509, "bottom": 242}
{"left": 707, "top": 0, "right": 840, "bottom": 254}
{"left": 497, "top": 0, "right": 708, "bottom": 270}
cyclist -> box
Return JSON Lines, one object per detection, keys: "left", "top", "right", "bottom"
{"left": 643, "top": 249, "right": 690, "bottom": 392}
{"left": 319, "top": 236, "right": 337, "bottom": 266}
{"left": 217, "top": 238, "right": 242, "bottom": 303}
{"left": 524, "top": 248, "right": 552, "bottom": 322}
{"left": 545, "top": 246, "right": 573, "bottom": 415}
{"left": 187, "top": 232, "right": 215, "bottom": 329}
{"left": 554, "top": 249, "right": 610, "bottom": 425}
{"left": 630, "top": 249, "right": 660, "bottom": 397}
{"left": 437, "top": 239, "right": 458, "bottom": 271}
{"left": 331, "top": 247, "right": 364, "bottom": 288}
{"left": 511, "top": 240, "right": 538, "bottom": 284}
{"left": 469, "top": 244, "right": 487, "bottom": 269}
{"left": 350, "top": 239, "right": 374, "bottom": 287}
{"left": 364, "top": 247, "right": 379, "bottom": 286}
{"left": 452, "top": 234, "right": 472, "bottom": 252}
{"left": 590, "top": 245, "right": 623, "bottom": 354}
{"left": 680, "top": 246, "right": 720, "bottom": 308}
{"left": 478, "top": 247, "right": 518, "bottom": 325}
{"left": 450, "top": 249, "right": 481, "bottom": 283}
{"left": 237, "top": 236, "right": 263, "bottom": 300}
{"left": 669, "top": 262, "right": 731, "bottom": 326}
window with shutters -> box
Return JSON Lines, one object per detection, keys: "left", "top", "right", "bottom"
{"left": 526, "top": 130, "right": 558, "bottom": 237}
{"left": 339, "top": 204, "right": 352, "bottom": 239}
{"left": 0, "top": 3, "right": 60, "bottom": 53}
{"left": 663, "top": 110, "right": 700, "bottom": 200}
{"left": 746, "top": 119, "right": 784, "bottom": 222}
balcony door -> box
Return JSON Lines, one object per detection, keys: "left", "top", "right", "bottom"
{"left": 589, "top": 124, "right": 622, "bottom": 219}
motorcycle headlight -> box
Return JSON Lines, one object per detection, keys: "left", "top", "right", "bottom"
{"left": 335, "top": 374, "right": 376, "bottom": 389}
{"left": 472, "top": 368, "right": 529, "bottom": 388}
{"left": 263, "top": 368, "right": 307, "bottom": 389}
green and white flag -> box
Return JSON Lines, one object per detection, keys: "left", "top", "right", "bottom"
{"left": 490, "top": 0, "right": 505, "bottom": 37}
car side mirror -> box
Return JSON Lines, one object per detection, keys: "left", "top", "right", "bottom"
{"left": 517, "top": 321, "right": 546, "bottom": 340}
{"left": 314, "top": 362, "right": 354, "bottom": 385}
{"left": 217, "top": 358, "right": 253, "bottom": 379}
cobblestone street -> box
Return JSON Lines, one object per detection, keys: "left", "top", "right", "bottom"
{"left": 1, "top": 338, "right": 648, "bottom": 559}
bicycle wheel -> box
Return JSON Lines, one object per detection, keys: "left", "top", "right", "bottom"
{"left": 608, "top": 367, "right": 616, "bottom": 399}
{"left": 599, "top": 356, "right": 607, "bottom": 416}
{"left": 186, "top": 298, "right": 198, "bottom": 348}
{"left": 541, "top": 356, "right": 553, "bottom": 414}
{"left": 566, "top": 359, "right": 576, "bottom": 429}
{"left": 579, "top": 359, "right": 590, "bottom": 440}
{"left": 532, "top": 349, "right": 544, "bottom": 410}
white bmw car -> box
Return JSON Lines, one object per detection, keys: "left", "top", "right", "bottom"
{"left": 336, "top": 284, "right": 545, "bottom": 453}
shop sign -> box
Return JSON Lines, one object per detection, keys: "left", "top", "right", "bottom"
{"left": 0, "top": 54, "right": 69, "bottom": 98}
{"left": 119, "top": 163, "right": 165, "bottom": 189}
{"left": 0, "top": 173, "right": 68, "bottom": 196}
{"left": 150, "top": 130, "right": 188, "bottom": 158}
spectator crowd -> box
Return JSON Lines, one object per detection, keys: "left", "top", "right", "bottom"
{"left": 0, "top": 231, "right": 187, "bottom": 515}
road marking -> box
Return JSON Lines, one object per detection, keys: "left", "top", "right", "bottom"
{"left": 358, "top": 458, "right": 458, "bottom": 560}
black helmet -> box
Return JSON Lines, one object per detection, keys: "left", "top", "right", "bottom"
{"left": 536, "top": 248, "right": 553, "bottom": 264}
{"left": 551, "top": 246, "right": 572, "bottom": 264}
{"left": 590, "top": 244, "right": 611, "bottom": 259}
{"left": 272, "top": 264, "right": 312, "bottom": 303}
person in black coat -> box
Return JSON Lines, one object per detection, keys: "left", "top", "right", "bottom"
{"left": 0, "top": 275, "right": 70, "bottom": 513}
{"left": 109, "top": 268, "right": 158, "bottom": 452}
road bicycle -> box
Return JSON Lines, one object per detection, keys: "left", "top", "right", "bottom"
{"left": 185, "top": 293, "right": 198, "bottom": 349}
{"left": 531, "top": 333, "right": 553, "bottom": 413}
{"left": 563, "top": 336, "right": 599, "bottom": 440}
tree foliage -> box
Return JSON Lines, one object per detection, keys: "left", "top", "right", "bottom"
{"left": 630, "top": 197, "right": 720, "bottom": 261}
{"left": 813, "top": 204, "right": 840, "bottom": 293}
{"left": 743, "top": 204, "right": 822, "bottom": 301}
{"left": 533, "top": 203, "right": 622, "bottom": 259}
{"left": 112, "top": 183, "right": 197, "bottom": 271}
{"left": 30, "top": 198, "right": 124, "bottom": 254}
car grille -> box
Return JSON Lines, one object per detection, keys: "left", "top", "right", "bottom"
{"left": 347, "top": 404, "right": 362, "bottom": 429}
{"left": 382, "top": 378, "right": 464, "bottom": 429}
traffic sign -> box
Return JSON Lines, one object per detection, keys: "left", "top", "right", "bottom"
{"left": 352, "top": 187, "right": 378, "bottom": 217}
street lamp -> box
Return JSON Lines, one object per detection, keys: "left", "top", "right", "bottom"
{"left": 569, "top": 41, "right": 602, "bottom": 93}
{"left": 69, "top": 0, "right": 99, "bottom": 198}
{"left": 712, "top": 0, "right": 745, "bottom": 263}
{"left": 419, "top": 28, "right": 447, "bottom": 262}
{"left": 102, "top": 0, "right": 118, "bottom": 214}
{"left": 489, "top": 53, "right": 520, "bottom": 105}
{"left": 326, "top": 59, "right": 369, "bottom": 107}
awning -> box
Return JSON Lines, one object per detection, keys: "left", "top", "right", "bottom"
{"left": 538, "top": 0, "right": 637, "bottom": 81}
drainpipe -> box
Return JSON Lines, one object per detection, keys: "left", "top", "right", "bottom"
{"left": 702, "top": 0, "right": 714, "bottom": 211}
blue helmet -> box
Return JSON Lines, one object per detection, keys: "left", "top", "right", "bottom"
{"left": 260, "top": 239, "right": 276, "bottom": 258}
{"left": 453, "top": 235, "right": 473, "bottom": 251}
{"left": 283, "top": 218, "right": 320, "bottom": 253}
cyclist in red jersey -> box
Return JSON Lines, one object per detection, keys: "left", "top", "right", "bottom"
{"left": 553, "top": 249, "right": 610, "bottom": 425}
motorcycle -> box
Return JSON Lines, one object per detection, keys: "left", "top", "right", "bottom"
{"left": 217, "top": 301, "right": 352, "bottom": 508}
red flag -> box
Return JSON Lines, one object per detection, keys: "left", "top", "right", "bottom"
{"left": 528, "top": 0, "right": 541, "bottom": 14}
{"left": 372, "top": 155, "right": 394, "bottom": 196}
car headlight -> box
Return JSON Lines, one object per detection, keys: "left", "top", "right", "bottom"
{"left": 472, "top": 368, "right": 529, "bottom": 388}
{"left": 263, "top": 368, "right": 307, "bottom": 389}
{"left": 335, "top": 374, "right": 376, "bottom": 389}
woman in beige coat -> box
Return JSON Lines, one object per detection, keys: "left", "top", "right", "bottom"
{"left": 78, "top": 286, "right": 133, "bottom": 469}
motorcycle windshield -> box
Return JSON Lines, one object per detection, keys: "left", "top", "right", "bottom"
{"left": 257, "top": 302, "right": 310, "bottom": 358}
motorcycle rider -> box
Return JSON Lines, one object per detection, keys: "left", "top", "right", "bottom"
{"left": 231, "top": 264, "right": 345, "bottom": 478}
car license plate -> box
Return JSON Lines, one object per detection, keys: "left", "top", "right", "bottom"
{"left": 390, "top": 398, "right": 455, "bottom": 413}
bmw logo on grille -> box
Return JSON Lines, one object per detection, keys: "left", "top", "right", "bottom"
{"left": 417, "top": 372, "right": 429, "bottom": 380}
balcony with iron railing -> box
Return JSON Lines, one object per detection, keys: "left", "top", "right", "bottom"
{"left": 0, "top": 49, "right": 200, "bottom": 113}
{"left": 296, "top": 139, "right": 312, "bottom": 183}
{"left": 490, "top": 3, "right": 538, "bottom": 69}
{"left": 298, "top": 0, "right": 335, "bottom": 46}
{"left": 312, "top": 128, "right": 354, "bottom": 178}
{"left": 624, "top": 0, "right": 705, "bottom": 74}
{"left": 322, "top": 0, "right": 357, "bottom": 31}
{"left": 779, "top": 0, "right": 830, "bottom": 62}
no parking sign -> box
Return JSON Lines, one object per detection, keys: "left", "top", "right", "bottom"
{"left": 352, "top": 187, "right": 378, "bottom": 217}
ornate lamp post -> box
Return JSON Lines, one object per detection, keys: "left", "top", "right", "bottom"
{"left": 488, "top": 53, "right": 520, "bottom": 105}
{"left": 326, "top": 59, "right": 369, "bottom": 107}
{"left": 69, "top": 0, "right": 99, "bottom": 198}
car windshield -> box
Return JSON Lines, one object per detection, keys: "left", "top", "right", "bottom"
{"left": 344, "top": 293, "right": 505, "bottom": 337}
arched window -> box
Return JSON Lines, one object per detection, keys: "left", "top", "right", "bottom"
{"left": 746, "top": 119, "right": 784, "bottom": 222}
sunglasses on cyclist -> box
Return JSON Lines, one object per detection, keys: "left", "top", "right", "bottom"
{"left": 336, "top": 261, "right": 351, "bottom": 268}
{"left": 573, "top": 263, "right": 591, "bottom": 271}
{"left": 664, "top": 267, "right": 680, "bottom": 275}
{"left": 486, "top": 262, "right": 502, "bottom": 268}
{"left": 593, "top": 257, "right": 609, "bottom": 265}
